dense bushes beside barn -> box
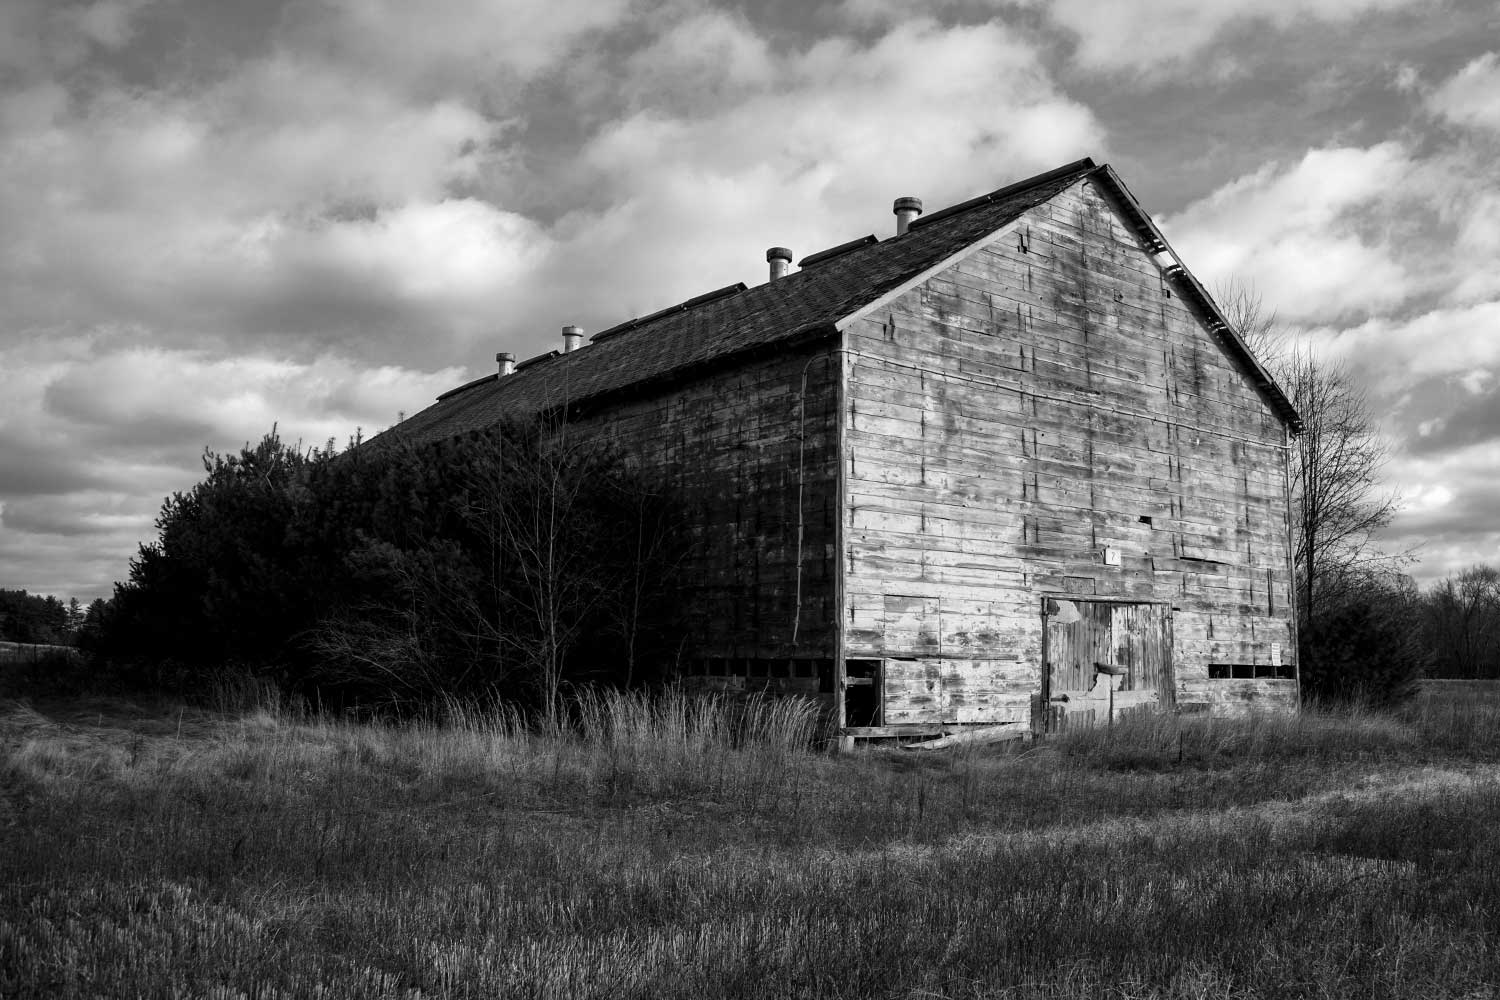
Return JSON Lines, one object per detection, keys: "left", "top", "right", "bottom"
{"left": 96, "top": 423, "right": 686, "bottom": 711}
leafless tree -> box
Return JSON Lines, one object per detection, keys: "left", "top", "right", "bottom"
{"left": 303, "top": 537, "right": 488, "bottom": 704}
{"left": 1218, "top": 282, "right": 1403, "bottom": 636}
{"left": 460, "top": 418, "right": 612, "bottom": 721}
{"left": 1426, "top": 565, "right": 1500, "bottom": 678}
{"left": 457, "top": 417, "right": 686, "bottom": 721}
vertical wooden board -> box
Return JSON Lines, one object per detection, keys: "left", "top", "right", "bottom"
{"left": 1046, "top": 603, "right": 1107, "bottom": 693}
{"left": 1109, "top": 602, "right": 1173, "bottom": 705}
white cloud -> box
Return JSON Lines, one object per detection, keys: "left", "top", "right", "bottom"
{"left": 1379, "top": 439, "right": 1500, "bottom": 584}
{"left": 605, "top": 17, "right": 1099, "bottom": 193}
{"left": 174, "top": 197, "right": 552, "bottom": 350}
{"left": 36, "top": 347, "right": 462, "bottom": 454}
{"left": 0, "top": 0, "right": 147, "bottom": 80}
{"left": 1163, "top": 144, "right": 1419, "bottom": 322}
{"left": 1458, "top": 370, "right": 1494, "bottom": 396}
{"left": 290, "top": 0, "right": 633, "bottom": 90}
{"left": 0, "top": 339, "right": 464, "bottom": 598}
{"left": 1042, "top": 0, "right": 1432, "bottom": 76}
{"left": 1427, "top": 51, "right": 1500, "bottom": 132}
{"left": 554, "top": 18, "right": 1102, "bottom": 318}
{"left": 295, "top": 200, "right": 544, "bottom": 303}
{"left": 1, "top": 7, "right": 1099, "bottom": 357}
{"left": 1449, "top": 190, "right": 1500, "bottom": 301}
{"left": 1317, "top": 301, "right": 1500, "bottom": 386}
{"left": 623, "top": 9, "right": 776, "bottom": 102}
{"left": 0, "top": 46, "right": 516, "bottom": 355}
{"left": 68, "top": 0, "right": 158, "bottom": 50}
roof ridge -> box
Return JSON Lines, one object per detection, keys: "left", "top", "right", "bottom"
{"left": 799, "top": 234, "right": 878, "bottom": 268}
{"left": 515, "top": 349, "right": 560, "bottom": 371}
{"left": 907, "top": 157, "right": 1097, "bottom": 231}
{"left": 436, "top": 372, "right": 498, "bottom": 402}
{"left": 591, "top": 281, "right": 749, "bottom": 343}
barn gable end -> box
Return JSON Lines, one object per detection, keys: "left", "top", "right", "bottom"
{"left": 840, "top": 174, "right": 1297, "bottom": 732}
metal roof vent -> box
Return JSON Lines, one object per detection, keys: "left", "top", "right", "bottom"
{"left": 496, "top": 352, "right": 515, "bottom": 376}
{"left": 893, "top": 196, "right": 923, "bottom": 235}
{"left": 562, "top": 325, "right": 583, "bottom": 353}
{"left": 766, "top": 246, "right": 792, "bottom": 281}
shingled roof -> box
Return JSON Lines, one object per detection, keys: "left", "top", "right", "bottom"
{"left": 383, "top": 157, "right": 1299, "bottom": 447}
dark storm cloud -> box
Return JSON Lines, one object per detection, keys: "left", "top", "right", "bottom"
{"left": 1403, "top": 384, "right": 1500, "bottom": 456}
{"left": 43, "top": 383, "right": 218, "bottom": 451}
{"left": 0, "top": 432, "right": 110, "bottom": 496}
{"left": 1, "top": 498, "right": 135, "bottom": 537}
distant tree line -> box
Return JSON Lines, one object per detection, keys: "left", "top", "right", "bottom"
{"left": 0, "top": 589, "right": 70, "bottom": 645}
{"left": 89, "top": 420, "right": 687, "bottom": 714}
{"left": 0, "top": 589, "right": 108, "bottom": 647}
{"left": 1296, "top": 561, "right": 1500, "bottom": 684}
{"left": 1425, "top": 565, "right": 1500, "bottom": 679}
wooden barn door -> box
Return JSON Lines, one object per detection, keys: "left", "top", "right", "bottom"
{"left": 1043, "top": 600, "right": 1173, "bottom": 731}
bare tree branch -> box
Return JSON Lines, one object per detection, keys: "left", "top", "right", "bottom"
{"left": 1218, "top": 280, "right": 1402, "bottom": 634}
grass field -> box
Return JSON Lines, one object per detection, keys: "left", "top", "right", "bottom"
{"left": 3, "top": 686, "right": 1500, "bottom": 999}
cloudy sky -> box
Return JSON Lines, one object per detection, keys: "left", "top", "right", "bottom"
{"left": 2, "top": 0, "right": 1497, "bottom": 602}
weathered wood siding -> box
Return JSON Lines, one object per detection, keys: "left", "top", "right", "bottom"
{"left": 842, "top": 177, "right": 1297, "bottom": 723}
{"left": 564, "top": 341, "right": 840, "bottom": 660}
{"left": 1045, "top": 601, "right": 1173, "bottom": 697}
{"left": 1196, "top": 678, "right": 1299, "bottom": 717}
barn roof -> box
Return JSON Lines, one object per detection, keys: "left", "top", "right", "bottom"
{"left": 384, "top": 158, "right": 1299, "bottom": 447}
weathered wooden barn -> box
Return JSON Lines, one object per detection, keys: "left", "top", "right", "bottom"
{"left": 393, "top": 157, "right": 1302, "bottom": 740}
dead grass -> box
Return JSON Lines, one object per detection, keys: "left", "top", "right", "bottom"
{"left": 3, "top": 687, "right": 1500, "bottom": 998}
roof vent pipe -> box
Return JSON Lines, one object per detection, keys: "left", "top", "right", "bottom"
{"left": 766, "top": 246, "right": 793, "bottom": 281}
{"left": 561, "top": 325, "right": 583, "bottom": 353}
{"left": 893, "top": 196, "right": 923, "bottom": 235}
{"left": 496, "top": 352, "right": 515, "bottom": 376}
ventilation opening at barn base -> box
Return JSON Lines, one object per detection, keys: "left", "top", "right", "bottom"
{"left": 844, "top": 659, "right": 880, "bottom": 726}
{"left": 1208, "top": 663, "right": 1295, "bottom": 679}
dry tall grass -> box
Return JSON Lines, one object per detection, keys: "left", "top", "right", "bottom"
{"left": 3, "top": 686, "right": 1500, "bottom": 998}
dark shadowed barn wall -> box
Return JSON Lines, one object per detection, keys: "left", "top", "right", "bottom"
{"left": 568, "top": 341, "right": 842, "bottom": 668}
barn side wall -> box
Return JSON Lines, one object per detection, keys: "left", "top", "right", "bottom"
{"left": 841, "top": 177, "right": 1297, "bottom": 726}
{"left": 563, "top": 340, "right": 840, "bottom": 672}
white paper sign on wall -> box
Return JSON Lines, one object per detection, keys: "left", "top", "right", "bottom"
{"left": 1270, "top": 643, "right": 1283, "bottom": 667}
